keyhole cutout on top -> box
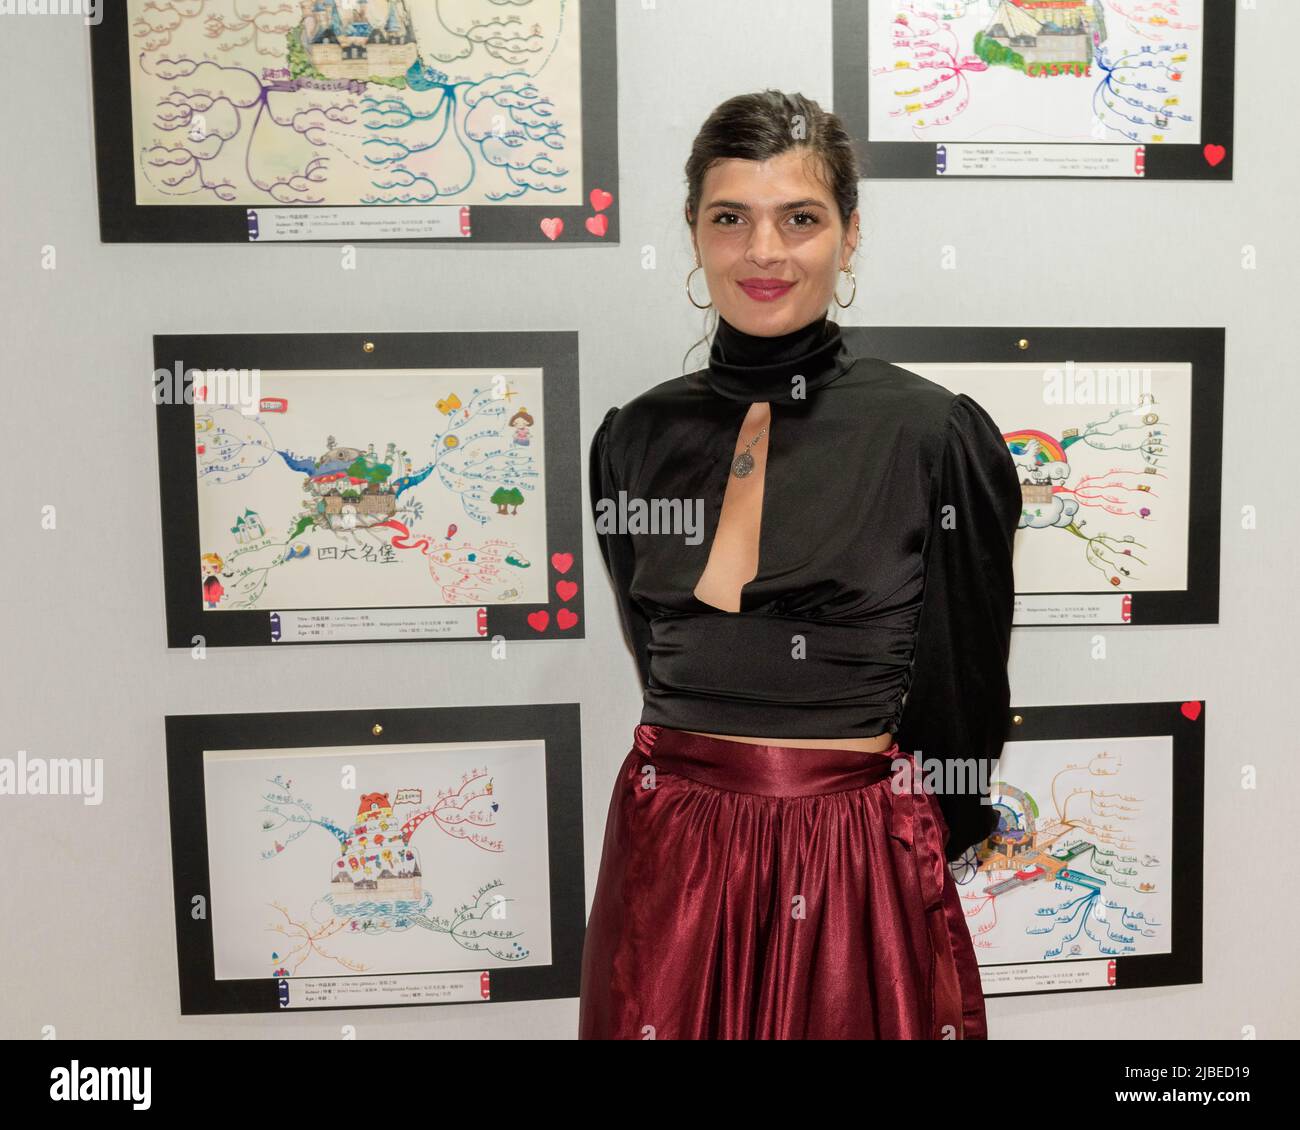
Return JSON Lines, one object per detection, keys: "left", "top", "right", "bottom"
{"left": 692, "top": 402, "right": 772, "bottom": 613}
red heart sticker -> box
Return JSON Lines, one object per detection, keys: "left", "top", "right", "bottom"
{"left": 527, "top": 610, "right": 550, "bottom": 632}
{"left": 556, "top": 580, "right": 578, "bottom": 601}
{"left": 556, "top": 608, "right": 579, "bottom": 630}
{"left": 1180, "top": 701, "right": 1202, "bottom": 721}
{"left": 539, "top": 217, "right": 564, "bottom": 241}
{"left": 589, "top": 188, "right": 613, "bottom": 212}
{"left": 551, "top": 552, "right": 574, "bottom": 574}
{"left": 1203, "top": 144, "right": 1226, "bottom": 167}
{"left": 585, "top": 213, "right": 609, "bottom": 238}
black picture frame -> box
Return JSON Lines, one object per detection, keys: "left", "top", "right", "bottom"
{"left": 834, "top": 0, "right": 1235, "bottom": 180}
{"left": 974, "top": 699, "right": 1205, "bottom": 997}
{"left": 842, "top": 325, "right": 1224, "bottom": 626}
{"left": 90, "top": 1, "right": 619, "bottom": 243}
{"left": 155, "top": 330, "right": 584, "bottom": 647}
{"left": 165, "top": 701, "right": 585, "bottom": 1015}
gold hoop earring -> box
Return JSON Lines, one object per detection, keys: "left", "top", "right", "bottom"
{"left": 834, "top": 265, "right": 857, "bottom": 309}
{"left": 686, "top": 265, "right": 713, "bottom": 310}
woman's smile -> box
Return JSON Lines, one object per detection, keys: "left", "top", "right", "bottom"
{"left": 738, "top": 277, "right": 796, "bottom": 301}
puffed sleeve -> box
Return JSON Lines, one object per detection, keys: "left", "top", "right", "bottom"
{"left": 590, "top": 405, "right": 653, "bottom": 691}
{"left": 895, "top": 393, "right": 1022, "bottom": 862}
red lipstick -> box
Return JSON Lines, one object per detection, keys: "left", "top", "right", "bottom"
{"left": 738, "top": 278, "right": 795, "bottom": 302}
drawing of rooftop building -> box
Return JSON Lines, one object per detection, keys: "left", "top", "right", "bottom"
{"left": 330, "top": 864, "right": 423, "bottom": 900}
{"left": 330, "top": 792, "right": 425, "bottom": 899}
{"left": 980, "top": 0, "right": 1108, "bottom": 67}
{"left": 299, "top": 0, "right": 420, "bottom": 79}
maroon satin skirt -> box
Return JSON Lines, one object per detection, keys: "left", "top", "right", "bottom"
{"left": 577, "top": 724, "right": 987, "bottom": 1039}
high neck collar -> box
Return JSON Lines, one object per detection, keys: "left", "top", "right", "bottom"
{"left": 704, "top": 313, "right": 852, "bottom": 403}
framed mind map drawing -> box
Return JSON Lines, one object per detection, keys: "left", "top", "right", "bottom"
{"left": 833, "top": 0, "right": 1235, "bottom": 179}
{"left": 953, "top": 700, "right": 1205, "bottom": 998}
{"left": 155, "top": 331, "right": 584, "bottom": 647}
{"left": 166, "top": 702, "right": 585, "bottom": 1014}
{"left": 90, "top": 0, "right": 618, "bottom": 243}
{"left": 842, "top": 326, "right": 1224, "bottom": 626}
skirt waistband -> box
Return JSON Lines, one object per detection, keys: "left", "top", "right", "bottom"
{"left": 633, "top": 723, "right": 903, "bottom": 798}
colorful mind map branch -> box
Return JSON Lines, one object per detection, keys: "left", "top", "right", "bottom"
{"left": 424, "top": 383, "right": 542, "bottom": 526}
{"left": 372, "top": 523, "right": 534, "bottom": 604}
{"left": 874, "top": 3, "right": 991, "bottom": 134}
{"left": 259, "top": 769, "right": 528, "bottom": 975}
{"left": 1005, "top": 394, "right": 1170, "bottom": 587}
{"left": 129, "top": 0, "right": 576, "bottom": 206}
{"left": 1089, "top": 39, "right": 1200, "bottom": 143}
{"left": 959, "top": 752, "right": 1166, "bottom": 962}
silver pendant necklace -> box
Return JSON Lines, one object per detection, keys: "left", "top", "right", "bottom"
{"left": 731, "top": 425, "right": 768, "bottom": 478}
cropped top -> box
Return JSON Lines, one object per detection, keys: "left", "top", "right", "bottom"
{"left": 589, "top": 312, "right": 1023, "bottom": 859}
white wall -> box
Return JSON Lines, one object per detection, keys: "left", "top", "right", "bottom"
{"left": 2, "top": 0, "right": 1297, "bottom": 1039}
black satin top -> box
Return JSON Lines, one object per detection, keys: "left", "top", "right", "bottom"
{"left": 589, "top": 313, "right": 1022, "bottom": 858}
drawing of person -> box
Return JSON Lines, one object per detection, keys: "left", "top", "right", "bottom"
{"left": 201, "top": 552, "right": 225, "bottom": 608}
{"left": 509, "top": 408, "right": 534, "bottom": 446}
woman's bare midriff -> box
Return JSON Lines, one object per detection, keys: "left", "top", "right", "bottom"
{"left": 679, "top": 730, "right": 896, "bottom": 754}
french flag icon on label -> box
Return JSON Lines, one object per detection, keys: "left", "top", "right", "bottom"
{"left": 247, "top": 209, "right": 260, "bottom": 240}
{"left": 270, "top": 612, "right": 282, "bottom": 642}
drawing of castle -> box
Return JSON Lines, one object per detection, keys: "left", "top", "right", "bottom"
{"left": 308, "top": 439, "right": 400, "bottom": 520}
{"left": 231, "top": 508, "right": 265, "bottom": 542}
{"left": 300, "top": 0, "right": 419, "bottom": 80}
{"left": 331, "top": 791, "right": 424, "bottom": 901}
{"left": 980, "top": 0, "right": 1108, "bottom": 68}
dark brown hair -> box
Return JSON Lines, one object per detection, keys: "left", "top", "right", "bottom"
{"left": 684, "top": 90, "right": 861, "bottom": 231}
{"left": 681, "top": 90, "right": 863, "bottom": 371}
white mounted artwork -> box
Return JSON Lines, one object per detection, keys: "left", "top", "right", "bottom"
{"left": 195, "top": 367, "right": 549, "bottom": 614}
{"left": 866, "top": 0, "right": 1206, "bottom": 147}
{"left": 203, "top": 740, "right": 554, "bottom": 982}
{"left": 968, "top": 734, "right": 1175, "bottom": 982}
{"left": 125, "top": 0, "right": 585, "bottom": 209}
{"left": 905, "top": 360, "right": 1192, "bottom": 595}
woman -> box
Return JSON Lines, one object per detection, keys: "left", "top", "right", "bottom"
{"left": 580, "top": 91, "right": 1022, "bottom": 1039}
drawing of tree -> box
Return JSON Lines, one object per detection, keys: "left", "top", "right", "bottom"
{"left": 491, "top": 486, "right": 525, "bottom": 515}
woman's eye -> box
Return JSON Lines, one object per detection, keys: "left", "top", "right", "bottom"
{"left": 709, "top": 211, "right": 819, "bottom": 228}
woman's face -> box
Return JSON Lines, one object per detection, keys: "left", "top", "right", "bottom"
{"left": 690, "top": 148, "right": 858, "bottom": 336}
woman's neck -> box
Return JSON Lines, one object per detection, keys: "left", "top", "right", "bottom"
{"left": 703, "top": 312, "right": 851, "bottom": 403}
